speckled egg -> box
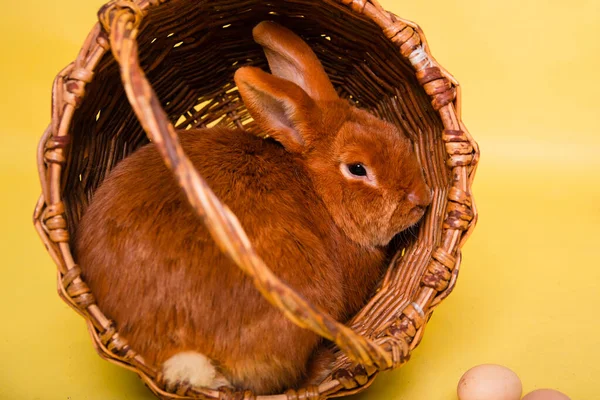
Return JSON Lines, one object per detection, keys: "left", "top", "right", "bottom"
{"left": 522, "top": 389, "right": 571, "bottom": 400}
{"left": 457, "top": 364, "right": 522, "bottom": 400}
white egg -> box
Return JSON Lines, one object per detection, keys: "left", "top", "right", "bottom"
{"left": 522, "top": 389, "right": 570, "bottom": 400}
{"left": 457, "top": 364, "right": 522, "bottom": 400}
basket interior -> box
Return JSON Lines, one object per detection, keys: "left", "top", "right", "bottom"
{"left": 64, "top": 0, "right": 446, "bottom": 249}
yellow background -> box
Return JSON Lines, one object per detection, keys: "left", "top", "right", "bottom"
{"left": 1, "top": 0, "right": 599, "bottom": 398}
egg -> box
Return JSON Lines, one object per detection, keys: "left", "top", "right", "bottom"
{"left": 457, "top": 364, "right": 522, "bottom": 400}
{"left": 522, "top": 389, "right": 571, "bottom": 400}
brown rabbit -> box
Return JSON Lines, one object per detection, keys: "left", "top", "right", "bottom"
{"left": 74, "top": 21, "right": 432, "bottom": 395}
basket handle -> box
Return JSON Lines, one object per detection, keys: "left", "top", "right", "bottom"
{"left": 98, "top": 1, "right": 392, "bottom": 370}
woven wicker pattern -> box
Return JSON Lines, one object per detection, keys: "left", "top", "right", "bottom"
{"left": 33, "top": 0, "right": 479, "bottom": 398}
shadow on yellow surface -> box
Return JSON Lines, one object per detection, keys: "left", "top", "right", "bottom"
{"left": 1, "top": 0, "right": 598, "bottom": 399}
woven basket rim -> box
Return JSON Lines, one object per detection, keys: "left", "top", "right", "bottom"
{"left": 33, "top": 0, "right": 479, "bottom": 399}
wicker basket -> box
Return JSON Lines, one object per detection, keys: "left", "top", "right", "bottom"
{"left": 33, "top": 0, "right": 479, "bottom": 398}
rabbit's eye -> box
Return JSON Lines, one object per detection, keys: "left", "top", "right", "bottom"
{"left": 347, "top": 163, "right": 367, "bottom": 177}
{"left": 341, "top": 162, "right": 377, "bottom": 187}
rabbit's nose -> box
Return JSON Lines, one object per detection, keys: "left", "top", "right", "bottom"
{"left": 408, "top": 185, "right": 432, "bottom": 208}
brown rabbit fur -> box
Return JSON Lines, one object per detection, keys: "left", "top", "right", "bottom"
{"left": 74, "top": 21, "right": 431, "bottom": 395}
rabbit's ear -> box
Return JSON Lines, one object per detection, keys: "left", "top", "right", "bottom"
{"left": 235, "top": 66, "right": 317, "bottom": 154}
{"left": 252, "top": 21, "right": 338, "bottom": 102}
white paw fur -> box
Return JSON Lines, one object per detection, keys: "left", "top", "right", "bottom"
{"left": 162, "top": 351, "right": 231, "bottom": 389}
